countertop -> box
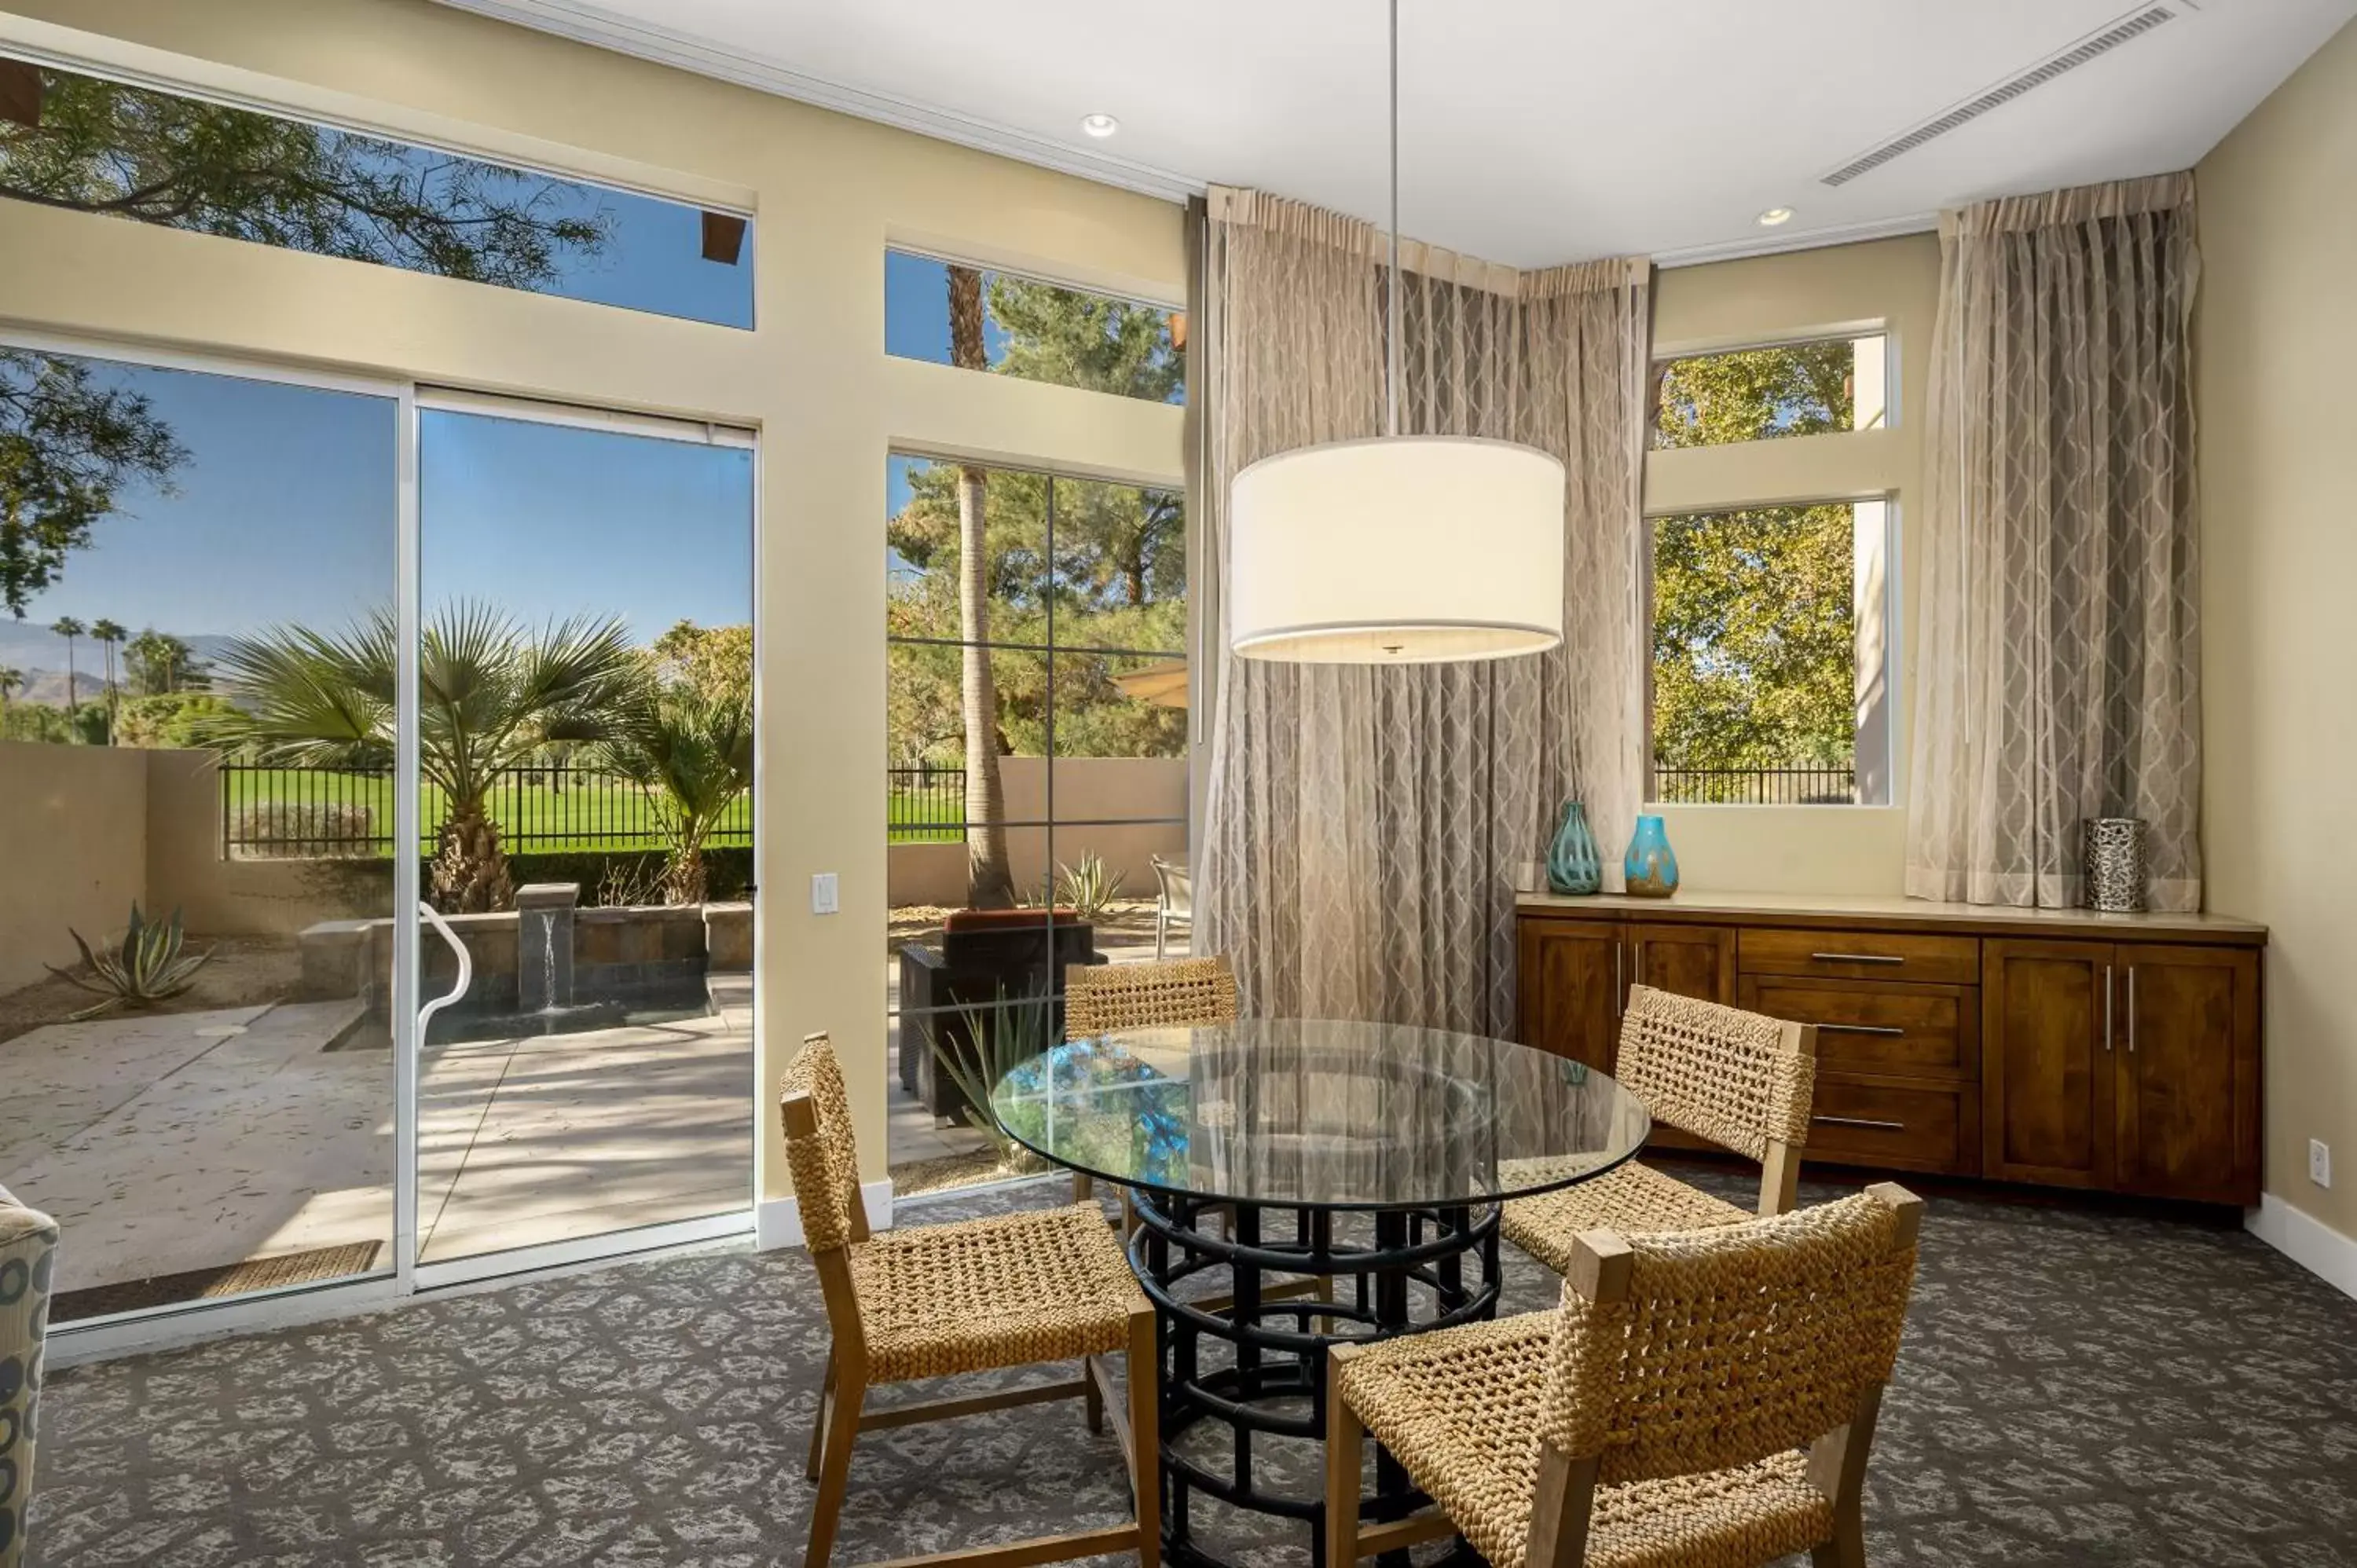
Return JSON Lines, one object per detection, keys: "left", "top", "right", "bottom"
{"left": 1514, "top": 888, "right": 2267, "bottom": 943}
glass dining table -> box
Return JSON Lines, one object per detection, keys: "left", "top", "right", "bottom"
{"left": 991, "top": 1017, "right": 1652, "bottom": 1568}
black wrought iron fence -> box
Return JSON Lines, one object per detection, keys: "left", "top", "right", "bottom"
{"left": 1652, "top": 764, "right": 1857, "bottom": 805}
{"left": 889, "top": 764, "right": 966, "bottom": 844}
{"left": 218, "top": 762, "right": 753, "bottom": 857}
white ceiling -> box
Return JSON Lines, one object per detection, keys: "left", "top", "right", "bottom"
{"left": 438, "top": 0, "right": 2355, "bottom": 266}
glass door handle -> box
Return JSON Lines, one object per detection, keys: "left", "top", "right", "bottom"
{"left": 416, "top": 899, "right": 473, "bottom": 1040}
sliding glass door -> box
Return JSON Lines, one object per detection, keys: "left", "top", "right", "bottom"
{"left": 409, "top": 393, "right": 757, "bottom": 1274}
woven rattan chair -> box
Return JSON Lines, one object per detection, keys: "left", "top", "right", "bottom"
{"left": 1328, "top": 1184, "right": 1923, "bottom": 1568}
{"left": 1061, "top": 957, "right": 1238, "bottom": 1207}
{"left": 781, "top": 1034, "right": 1160, "bottom": 1568}
{"left": 1501, "top": 985, "right": 1817, "bottom": 1274}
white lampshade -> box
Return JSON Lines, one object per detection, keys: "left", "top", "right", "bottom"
{"left": 1228, "top": 435, "right": 1567, "bottom": 663}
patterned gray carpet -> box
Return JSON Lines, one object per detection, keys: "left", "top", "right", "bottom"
{"left": 26, "top": 1164, "right": 2357, "bottom": 1567}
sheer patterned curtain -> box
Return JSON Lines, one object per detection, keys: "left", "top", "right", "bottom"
{"left": 1907, "top": 174, "right": 2203, "bottom": 910}
{"left": 1195, "top": 187, "right": 1649, "bottom": 1033}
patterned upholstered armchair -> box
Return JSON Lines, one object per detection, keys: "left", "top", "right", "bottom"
{"left": 0, "top": 1183, "right": 57, "bottom": 1568}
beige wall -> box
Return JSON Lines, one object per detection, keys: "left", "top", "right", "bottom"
{"left": 2195, "top": 17, "right": 2357, "bottom": 1246}
{"left": 145, "top": 750, "right": 388, "bottom": 936}
{"left": 1641, "top": 236, "right": 1939, "bottom": 896}
{"left": 886, "top": 757, "right": 1188, "bottom": 907}
{"left": 0, "top": 740, "right": 148, "bottom": 988}
{"left": 0, "top": 0, "right": 1186, "bottom": 1191}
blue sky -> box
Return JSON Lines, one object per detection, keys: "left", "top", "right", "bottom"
{"left": 13, "top": 357, "right": 751, "bottom": 651}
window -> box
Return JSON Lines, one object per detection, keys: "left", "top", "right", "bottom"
{"left": 882, "top": 453, "right": 1188, "bottom": 1194}
{"left": 1648, "top": 499, "right": 1890, "bottom": 806}
{"left": 1651, "top": 335, "right": 1886, "bottom": 449}
{"left": 884, "top": 249, "right": 1184, "bottom": 404}
{"left": 0, "top": 57, "right": 753, "bottom": 328}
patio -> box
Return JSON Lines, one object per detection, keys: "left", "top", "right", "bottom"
{"left": 0, "top": 975, "right": 752, "bottom": 1313}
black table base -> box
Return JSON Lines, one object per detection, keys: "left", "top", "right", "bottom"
{"left": 1127, "top": 1190, "right": 1502, "bottom": 1568}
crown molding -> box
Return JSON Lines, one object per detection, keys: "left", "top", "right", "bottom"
{"left": 427, "top": 0, "right": 1204, "bottom": 205}
{"left": 1652, "top": 211, "right": 1941, "bottom": 269}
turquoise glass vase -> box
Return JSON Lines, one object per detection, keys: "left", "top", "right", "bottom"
{"left": 1624, "top": 814, "right": 1680, "bottom": 898}
{"left": 1545, "top": 800, "right": 1602, "bottom": 895}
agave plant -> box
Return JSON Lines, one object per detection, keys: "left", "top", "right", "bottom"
{"left": 46, "top": 903, "right": 213, "bottom": 1021}
{"left": 926, "top": 987, "right": 1056, "bottom": 1165}
{"left": 1054, "top": 852, "right": 1127, "bottom": 921}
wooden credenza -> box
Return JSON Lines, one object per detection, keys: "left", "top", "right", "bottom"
{"left": 1515, "top": 892, "right": 2266, "bottom": 1207}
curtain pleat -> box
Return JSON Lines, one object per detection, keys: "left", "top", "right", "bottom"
{"left": 1197, "top": 186, "right": 1650, "bottom": 1032}
{"left": 1906, "top": 173, "right": 2203, "bottom": 910}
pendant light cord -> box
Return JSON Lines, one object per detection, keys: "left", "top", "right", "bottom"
{"left": 1386, "top": 0, "right": 1402, "bottom": 440}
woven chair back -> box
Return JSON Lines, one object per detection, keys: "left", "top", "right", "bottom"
{"left": 1614, "top": 984, "right": 1815, "bottom": 1160}
{"left": 1539, "top": 1189, "right": 1920, "bottom": 1487}
{"left": 779, "top": 1033, "right": 864, "bottom": 1253}
{"left": 1064, "top": 956, "right": 1239, "bottom": 1037}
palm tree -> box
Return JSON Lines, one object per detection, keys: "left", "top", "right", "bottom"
{"left": 948, "top": 264, "right": 1017, "bottom": 909}
{"left": 49, "top": 615, "right": 84, "bottom": 709}
{"left": 207, "top": 601, "right": 640, "bottom": 912}
{"left": 90, "top": 617, "right": 126, "bottom": 740}
{"left": 587, "top": 680, "right": 752, "bottom": 905}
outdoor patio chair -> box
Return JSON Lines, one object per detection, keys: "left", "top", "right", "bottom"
{"left": 1501, "top": 985, "right": 1818, "bottom": 1276}
{"left": 0, "top": 1182, "right": 58, "bottom": 1568}
{"left": 1327, "top": 1184, "right": 1923, "bottom": 1568}
{"left": 780, "top": 1034, "right": 1160, "bottom": 1568}
{"left": 1150, "top": 855, "right": 1192, "bottom": 962}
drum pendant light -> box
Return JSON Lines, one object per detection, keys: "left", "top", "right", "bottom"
{"left": 1228, "top": 0, "right": 1565, "bottom": 665}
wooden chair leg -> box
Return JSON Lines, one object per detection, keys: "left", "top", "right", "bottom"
{"left": 1074, "top": 1171, "right": 1096, "bottom": 1204}
{"left": 1325, "top": 1344, "right": 1364, "bottom": 1566}
{"left": 1812, "top": 1528, "right": 1865, "bottom": 1568}
{"left": 807, "top": 1367, "right": 866, "bottom": 1568}
{"left": 1083, "top": 1354, "right": 1105, "bottom": 1434}
{"left": 806, "top": 1346, "right": 838, "bottom": 1482}
{"left": 1128, "top": 1306, "right": 1162, "bottom": 1568}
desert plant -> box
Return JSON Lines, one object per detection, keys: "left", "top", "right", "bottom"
{"left": 1054, "top": 851, "right": 1127, "bottom": 921}
{"left": 584, "top": 678, "right": 752, "bottom": 905}
{"left": 45, "top": 903, "right": 213, "bottom": 1020}
{"left": 204, "top": 601, "right": 640, "bottom": 912}
{"left": 926, "top": 986, "right": 1055, "bottom": 1166}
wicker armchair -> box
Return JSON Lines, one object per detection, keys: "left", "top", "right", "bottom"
{"left": 780, "top": 1035, "right": 1160, "bottom": 1568}
{"left": 1502, "top": 985, "right": 1817, "bottom": 1274}
{"left": 0, "top": 1183, "right": 58, "bottom": 1568}
{"left": 1327, "top": 1184, "right": 1923, "bottom": 1568}
{"left": 1061, "top": 957, "right": 1238, "bottom": 1207}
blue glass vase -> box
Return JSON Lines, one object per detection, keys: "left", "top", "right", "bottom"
{"left": 1545, "top": 800, "right": 1602, "bottom": 895}
{"left": 1624, "top": 814, "right": 1680, "bottom": 898}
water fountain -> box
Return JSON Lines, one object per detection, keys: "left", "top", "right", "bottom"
{"left": 495, "top": 883, "right": 626, "bottom": 1037}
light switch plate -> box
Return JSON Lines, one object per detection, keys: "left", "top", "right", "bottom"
{"left": 811, "top": 872, "right": 838, "bottom": 915}
{"left": 2311, "top": 1138, "right": 2332, "bottom": 1189}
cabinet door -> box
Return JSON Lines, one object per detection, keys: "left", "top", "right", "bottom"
{"left": 1983, "top": 939, "right": 2116, "bottom": 1188}
{"left": 1516, "top": 918, "right": 1624, "bottom": 1071}
{"left": 1628, "top": 922, "right": 1736, "bottom": 1006}
{"left": 2114, "top": 946, "right": 2262, "bottom": 1205}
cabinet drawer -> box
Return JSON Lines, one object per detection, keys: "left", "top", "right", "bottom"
{"left": 1804, "top": 1074, "right": 1978, "bottom": 1177}
{"left": 1740, "top": 927, "right": 1980, "bottom": 986}
{"left": 1742, "top": 975, "right": 1980, "bottom": 1080}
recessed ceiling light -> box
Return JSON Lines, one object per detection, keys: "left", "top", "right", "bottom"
{"left": 1757, "top": 207, "right": 1795, "bottom": 227}
{"left": 1080, "top": 112, "right": 1120, "bottom": 138}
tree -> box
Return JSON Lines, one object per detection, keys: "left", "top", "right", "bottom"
{"left": 0, "top": 665, "right": 19, "bottom": 710}
{"left": 1652, "top": 340, "right": 1854, "bottom": 449}
{"left": 588, "top": 678, "right": 753, "bottom": 906}
{"left": 0, "top": 68, "right": 611, "bottom": 289}
{"left": 48, "top": 614, "right": 82, "bottom": 704}
{"left": 649, "top": 619, "right": 752, "bottom": 708}
{"left": 89, "top": 615, "right": 123, "bottom": 738}
{"left": 114, "top": 690, "right": 238, "bottom": 749}
{"left": 125, "top": 628, "right": 203, "bottom": 695}
{"left": 988, "top": 275, "right": 1183, "bottom": 404}
{"left": 207, "top": 602, "right": 640, "bottom": 912}
{"left": 949, "top": 264, "right": 1017, "bottom": 910}
{"left": 0, "top": 352, "right": 186, "bottom": 616}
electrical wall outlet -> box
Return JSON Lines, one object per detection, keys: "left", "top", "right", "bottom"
{"left": 2311, "top": 1138, "right": 2333, "bottom": 1189}
{"left": 810, "top": 873, "right": 838, "bottom": 915}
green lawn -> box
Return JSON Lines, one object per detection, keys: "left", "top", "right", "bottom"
{"left": 888, "top": 786, "right": 964, "bottom": 845}
{"left": 222, "top": 767, "right": 752, "bottom": 856}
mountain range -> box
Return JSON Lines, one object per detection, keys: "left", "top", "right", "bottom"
{"left": 0, "top": 621, "right": 237, "bottom": 705}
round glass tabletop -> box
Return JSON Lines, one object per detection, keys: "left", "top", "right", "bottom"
{"left": 989, "top": 1017, "right": 1651, "bottom": 1211}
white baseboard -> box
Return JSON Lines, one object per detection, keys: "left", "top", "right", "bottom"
{"left": 2248, "top": 1193, "right": 2357, "bottom": 1302}
{"left": 757, "top": 1179, "right": 893, "bottom": 1250}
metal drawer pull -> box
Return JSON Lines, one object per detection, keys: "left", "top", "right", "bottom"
{"left": 1817, "top": 1023, "right": 1905, "bottom": 1038}
{"left": 1813, "top": 1115, "right": 1907, "bottom": 1132}
{"left": 1809, "top": 951, "right": 1906, "bottom": 965}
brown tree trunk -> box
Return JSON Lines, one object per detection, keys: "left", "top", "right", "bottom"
{"left": 664, "top": 844, "right": 708, "bottom": 907}
{"left": 431, "top": 799, "right": 515, "bottom": 914}
{"left": 949, "top": 264, "right": 1016, "bottom": 910}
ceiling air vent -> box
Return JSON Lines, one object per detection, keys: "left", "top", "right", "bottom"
{"left": 1820, "top": 5, "right": 2181, "bottom": 187}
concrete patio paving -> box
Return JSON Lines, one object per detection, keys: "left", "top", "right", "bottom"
{"left": 0, "top": 976, "right": 753, "bottom": 1302}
